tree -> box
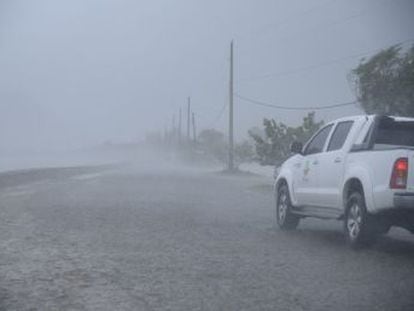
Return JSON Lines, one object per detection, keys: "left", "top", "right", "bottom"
{"left": 198, "top": 129, "right": 227, "bottom": 163}
{"left": 234, "top": 140, "right": 255, "bottom": 164}
{"left": 249, "top": 112, "right": 323, "bottom": 166}
{"left": 198, "top": 129, "right": 255, "bottom": 166}
{"left": 352, "top": 45, "right": 414, "bottom": 116}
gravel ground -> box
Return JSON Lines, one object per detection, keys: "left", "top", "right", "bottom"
{"left": 1, "top": 164, "right": 414, "bottom": 310}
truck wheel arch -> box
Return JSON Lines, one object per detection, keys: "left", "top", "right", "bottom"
{"left": 275, "top": 175, "right": 297, "bottom": 206}
{"left": 343, "top": 178, "right": 364, "bottom": 203}
{"left": 275, "top": 178, "right": 287, "bottom": 199}
{"left": 275, "top": 178, "right": 288, "bottom": 190}
{"left": 342, "top": 178, "right": 373, "bottom": 215}
{"left": 342, "top": 167, "right": 375, "bottom": 213}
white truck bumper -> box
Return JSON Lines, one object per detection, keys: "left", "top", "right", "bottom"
{"left": 394, "top": 193, "right": 414, "bottom": 209}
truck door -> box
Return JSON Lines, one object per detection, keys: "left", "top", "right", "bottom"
{"left": 316, "top": 121, "right": 354, "bottom": 209}
{"left": 295, "top": 124, "right": 333, "bottom": 206}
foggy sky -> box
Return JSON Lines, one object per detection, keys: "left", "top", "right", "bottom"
{"left": 1, "top": 0, "right": 413, "bottom": 153}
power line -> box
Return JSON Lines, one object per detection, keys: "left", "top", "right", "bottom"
{"left": 206, "top": 103, "right": 228, "bottom": 128}
{"left": 239, "top": 50, "right": 370, "bottom": 82}
{"left": 235, "top": 93, "right": 358, "bottom": 111}
{"left": 239, "top": 38, "right": 414, "bottom": 83}
{"left": 238, "top": 0, "right": 392, "bottom": 45}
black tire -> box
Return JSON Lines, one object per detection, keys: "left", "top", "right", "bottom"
{"left": 344, "top": 192, "right": 377, "bottom": 249}
{"left": 276, "top": 185, "right": 300, "bottom": 230}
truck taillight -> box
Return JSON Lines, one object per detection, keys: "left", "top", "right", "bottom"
{"left": 390, "top": 158, "right": 408, "bottom": 189}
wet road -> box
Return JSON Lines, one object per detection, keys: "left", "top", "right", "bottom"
{"left": 1, "top": 165, "right": 414, "bottom": 310}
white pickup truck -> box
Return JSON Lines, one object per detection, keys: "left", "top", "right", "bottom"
{"left": 275, "top": 115, "right": 414, "bottom": 248}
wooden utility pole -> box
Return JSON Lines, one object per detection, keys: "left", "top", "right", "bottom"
{"left": 178, "top": 107, "right": 182, "bottom": 142}
{"left": 187, "top": 97, "right": 191, "bottom": 141}
{"left": 192, "top": 112, "right": 196, "bottom": 143}
{"left": 228, "top": 40, "right": 235, "bottom": 171}
{"left": 163, "top": 125, "right": 168, "bottom": 144}
{"left": 172, "top": 114, "right": 176, "bottom": 142}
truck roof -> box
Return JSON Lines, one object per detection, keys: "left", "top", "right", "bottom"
{"left": 328, "top": 115, "right": 414, "bottom": 124}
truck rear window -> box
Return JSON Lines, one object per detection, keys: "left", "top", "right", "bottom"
{"left": 375, "top": 118, "right": 414, "bottom": 147}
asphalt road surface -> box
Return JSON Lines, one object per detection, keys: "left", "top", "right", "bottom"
{"left": 1, "top": 164, "right": 414, "bottom": 311}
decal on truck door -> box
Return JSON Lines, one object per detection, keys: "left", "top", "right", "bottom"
{"left": 303, "top": 160, "right": 310, "bottom": 182}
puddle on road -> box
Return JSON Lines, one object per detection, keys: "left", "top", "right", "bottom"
{"left": 70, "top": 173, "right": 104, "bottom": 181}
{"left": 247, "top": 183, "right": 274, "bottom": 194}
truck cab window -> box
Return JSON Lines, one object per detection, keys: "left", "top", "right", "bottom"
{"left": 304, "top": 124, "right": 333, "bottom": 155}
{"left": 327, "top": 121, "right": 354, "bottom": 151}
{"left": 375, "top": 119, "right": 414, "bottom": 147}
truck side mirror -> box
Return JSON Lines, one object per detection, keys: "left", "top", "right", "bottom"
{"left": 290, "top": 141, "right": 303, "bottom": 154}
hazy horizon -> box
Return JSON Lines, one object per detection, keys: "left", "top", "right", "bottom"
{"left": 1, "top": 0, "right": 413, "bottom": 153}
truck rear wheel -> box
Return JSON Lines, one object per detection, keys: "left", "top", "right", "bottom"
{"left": 344, "top": 192, "right": 377, "bottom": 249}
{"left": 276, "top": 185, "right": 300, "bottom": 230}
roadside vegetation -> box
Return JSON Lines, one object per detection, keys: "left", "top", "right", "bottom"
{"left": 145, "top": 44, "right": 414, "bottom": 169}
{"left": 352, "top": 45, "right": 414, "bottom": 116}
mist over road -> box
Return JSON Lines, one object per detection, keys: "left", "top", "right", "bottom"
{"left": 0, "top": 162, "right": 413, "bottom": 310}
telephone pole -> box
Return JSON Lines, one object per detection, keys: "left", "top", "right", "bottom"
{"left": 192, "top": 112, "right": 197, "bottom": 144}
{"left": 178, "top": 107, "right": 182, "bottom": 143}
{"left": 163, "top": 125, "right": 168, "bottom": 144}
{"left": 172, "top": 114, "right": 176, "bottom": 142}
{"left": 228, "top": 40, "right": 235, "bottom": 171}
{"left": 187, "top": 97, "right": 191, "bottom": 141}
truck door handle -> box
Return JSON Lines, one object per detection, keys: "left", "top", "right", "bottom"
{"left": 312, "top": 160, "right": 319, "bottom": 165}
{"left": 334, "top": 157, "right": 342, "bottom": 163}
